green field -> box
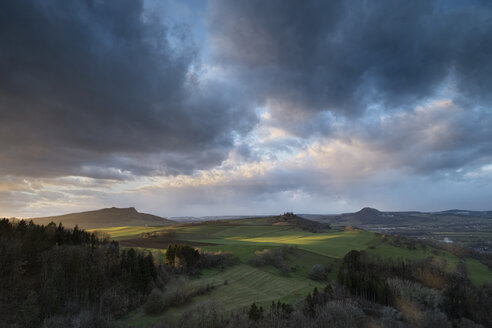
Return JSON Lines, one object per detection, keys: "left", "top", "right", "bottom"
{"left": 88, "top": 226, "right": 166, "bottom": 240}
{"left": 125, "top": 263, "right": 325, "bottom": 326}
{"left": 365, "top": 240, "right": 492, "bottom": 286}
{"left": 115, "top": 222, "right": 492, "bottom": 327}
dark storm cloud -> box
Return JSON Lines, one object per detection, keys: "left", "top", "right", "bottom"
{"left": 0, "top": 0, "right": 255, "bottom": 178}
{"left": 208, "top": 0, "right": 492, "bottom": 116}
{"left": 208, "top": 0, "right": 492, "bottom": 177}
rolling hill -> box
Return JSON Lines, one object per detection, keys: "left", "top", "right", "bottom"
{"left": 300, "top": 207, "right": 492, "bottom": 252}
{"left": 185, "top": 212, "right": 330, "bottom": 232}
{"left": 29, "top": 207, "right": 175, "bottom": 229}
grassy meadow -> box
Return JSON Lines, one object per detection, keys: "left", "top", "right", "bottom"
{"left": 88, "top": 226, "right": 163, "bottom": 240}
{"left": 108, "top": 221, "right": 492, "bottom": 327}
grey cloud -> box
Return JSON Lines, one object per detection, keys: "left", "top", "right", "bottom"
{"left": 209, "top": 0, "right": 492, "bottom": 174}
{"left": 0, "top": 0, "right": 255, "bottom": 178}
{"left": 346, "top": 103, "right": 492, "bottom": 175}
{"left": 208, "top": 0, "right": 492, "bottom": 117}
{"left": 0, "top": 191, "right": 38, "bottom": 210}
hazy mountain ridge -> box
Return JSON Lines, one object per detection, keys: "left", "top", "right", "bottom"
{"left": 300, "top": 207, "right": 492, "bottom": 225}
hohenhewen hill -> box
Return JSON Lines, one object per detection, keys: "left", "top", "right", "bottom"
{"left": 302, "top": 207, "right": 420, "bottom": 226}
{"left": 29, "top": 207, "right": 175, "bottom": 229}
{"left": 307, "top": 207, "right": 395, "bottom": 225}
{"left": 347, "top": 207, "right": 389, "bottom": 224}
{"left": 301, "top": 207, "right": 492, "bottom": 226}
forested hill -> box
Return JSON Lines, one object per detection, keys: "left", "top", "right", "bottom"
{"left": 29, "top": 207, "right": 175, "bottom": 229}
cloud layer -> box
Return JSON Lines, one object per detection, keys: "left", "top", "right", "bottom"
{"left": 209, "top": 0, "right": 492, "bottom": 117}
{"left": 1, "top": 0, "right": 492, "bottom": 216}
{"left": 0, "top": 0, "right": 255, "bottom": 178}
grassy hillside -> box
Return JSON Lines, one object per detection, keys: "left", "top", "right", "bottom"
{"left": 109, "top": 223, "right": 492, "bottom": 287}
{"left": 29, "top": 207, "right": 175, "bottom": 229}
{"left": 87, "top": 226, "right": 169, "bottom": 240}
{"left": 101, "top": 219, "right": 492, "bottom": 327}
{"left": 125, "top": 263, "right": 325, "bottom": 326}
{"left": 104, "top": 221, "right": 492, "bottom": 286}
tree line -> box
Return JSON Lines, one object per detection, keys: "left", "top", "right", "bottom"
{"left": 0, "top": 219, "right": 157, "bottom": 327}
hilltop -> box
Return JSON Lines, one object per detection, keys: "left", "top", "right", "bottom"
{"left": 29, "top": 207, "right": 175, "bottom": 229}
{"left": 216, "top": 212, "right": 330, "bottom": 232}
{"left": 340, "top": 207, "right": 396, "bottom": 225}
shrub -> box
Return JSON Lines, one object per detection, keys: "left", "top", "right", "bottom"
{"left": 248, "top": 246, "right": 295, "bottom": 275}
{"left": 144, "top": 289, "right": 166, "bottom": 315}
{"left": 179, "top": 300, "right": 220, "bottom": 328}
{"left": 309, "top": 264, "right": 327, "bottom": 281}
{"left": 421, "top": 310, "right": 451, "bottom": 328}
{"left": 100, "top": 285, "right": 129, "bottom": 319}
{"left": 313, "top": 300, "right": 364, "bottom": 328}
{"left": 197, "top": 251, "right": 239, "bottom": 269}
{"left": 21, "top": 291, "right": 40, "bottom": 328}
{"left": 387, "top": 278, "right": 441, "bottom": 309}
{"left": 457, "top": 318, "right": 485, "bottom": 328}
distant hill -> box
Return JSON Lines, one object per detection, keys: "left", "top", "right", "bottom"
{"left": 300, "top": 207, "right": 492, "bottom": 226}
{"left": 300, "top": 207, "right": 400, "bottom": 226}
{"left": 298, "top": 207, "right": 492, "bottom": 252}
{"left": 342, "top": 207, "right": 400, "bottom": 225}
{"left": 217, "top": 213, "right": 330, "bottom": 232}
{"left": 29, "top": 207, "right": 175, "bottom": 230}
{"left": 267, "top": 212, "right": 330, "bottom": 231}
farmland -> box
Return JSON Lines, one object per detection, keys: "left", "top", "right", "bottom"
{"left": 108, "top": 219, "right": 492, "bottom": 327}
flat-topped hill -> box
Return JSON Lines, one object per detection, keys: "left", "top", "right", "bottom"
{"left": 29, "top": 207, "right": 175, "bottom": 230}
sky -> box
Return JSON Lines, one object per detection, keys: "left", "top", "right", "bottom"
{"left": 1, "top": 0, "right": 492, "bottom": 218}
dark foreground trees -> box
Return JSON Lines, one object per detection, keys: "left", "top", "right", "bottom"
{"left": 0, "top": 218, "right": 157, "bottom": 326}
{"left": 165, "top": 244, "right": 200, "bottom": 268}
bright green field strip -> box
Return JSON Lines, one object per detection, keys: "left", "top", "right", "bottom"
{"left": 200, "top": 244, "right": 337, "bottom": 281}
{"left": 171, "top": 225, "right": 304, "bottom": 242}
{"left": 466, "top": 259, "right": 492, "bottom": 286}
{"left": 209, "top": 225, "right": 285, "bottom": 238}
{"left": 188, "top": 264, "right": 322, "bottom": 313}
{"left": 297, "top": 230, "right": 375, "bottom": 258}
{"left": 368, "top": 243, "right": 432, "bottom": 261}
{"left": 233, "top": 229, "right": 374, "bottom": 258}
{"left": 367, "top": 243, "right": 461, "bottom": 268}
{"left": 171, "top": 225, "right": 233, "bottom": 239}
{"left": 265, "top": 248, "right": 337, "bottom": 280}
{"left": 367, "top": 243, "right": 492, "bottom": 286}
{"left": 88, "top": 226, "right": 165, "bottom": 239}
{"left": 192, "top": 229, "right": 374, "bottom": 259}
